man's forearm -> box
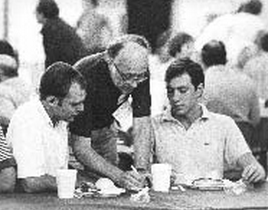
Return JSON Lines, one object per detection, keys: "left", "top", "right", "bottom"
{"left": 21, "top": 174, "right": 57, "bottom": 193}
{"left": 133, "top": 116, "right": 152, "bottom": 170}
{"left": 71, "top": 134, "right": 123, "bottom": 183}
{"left": 237, "top": 152, "right": 258, "bottom": 168}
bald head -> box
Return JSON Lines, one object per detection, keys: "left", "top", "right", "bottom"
{"left": 115, "top": 42, "right": 149, "bottom": 75}
{"left": 201, "top": 40, "right": 227, "bottom": 67}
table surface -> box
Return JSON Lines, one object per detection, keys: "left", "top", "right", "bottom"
{"left": 1, "top": 182, "right": 268, "bottom": 210}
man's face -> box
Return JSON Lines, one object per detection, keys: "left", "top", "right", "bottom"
{"left": 55, "top": 82, "right": 86, "bottom": 122}
{"left": 111, "top": 43, "right": 149, "bottom": 94}
{"left": 36, "top": 11, "right": 45, "bottom": 24}
{"left": 167, "top": 73, "right": 202, "bottom": 118}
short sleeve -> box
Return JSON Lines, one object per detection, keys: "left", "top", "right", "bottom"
{"left": 132, "top": 78, "right": 151, "bottom": 118}
{"left": 6, "top": 111, "right": 46, "bottom": 178}
{"left": 224, "top": 117, "right": 251, "bottom": 166}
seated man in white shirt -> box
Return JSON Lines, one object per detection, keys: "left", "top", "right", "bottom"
{"left": 150, "top": 58, "right": 265, "bottom": 185}
{"left": 6, "top": 62, "right": 87, "bottom": 193}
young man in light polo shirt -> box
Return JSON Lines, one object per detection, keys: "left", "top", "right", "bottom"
{"left": 6, "top": 62, "right": 87, "bottom": 193}
{"left": 151, "top": 58, "right": 265, "bottom": 185}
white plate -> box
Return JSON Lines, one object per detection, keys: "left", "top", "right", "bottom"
{"left": 190, "top": 178, "right": 225, "bottom": 191}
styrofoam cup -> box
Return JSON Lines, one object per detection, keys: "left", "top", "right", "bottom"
{"left": 151, "top": 163, "right": 172, "bottom": 192}
{"left": 56, "top": 169, "right": 77, "bottom": 199}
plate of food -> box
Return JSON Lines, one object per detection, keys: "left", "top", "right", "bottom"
{"left": 190, "top": 178, "right": 225, "bottom": 191}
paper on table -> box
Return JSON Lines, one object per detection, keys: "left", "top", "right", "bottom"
{"left": 259, "top": 98, "right": 268, "bottom": 117}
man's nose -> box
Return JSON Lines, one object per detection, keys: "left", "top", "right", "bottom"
{"left": 172, "top": 90, "right": 182, "bottom": 101}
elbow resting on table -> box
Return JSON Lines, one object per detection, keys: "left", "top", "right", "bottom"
{"left": 0, "top": 167, "right": 16, "bottom": 193}
{"left": 21, "top": 180, "right": 35, "bottom": 193}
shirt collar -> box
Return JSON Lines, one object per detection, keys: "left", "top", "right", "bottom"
{"left": 36, "top": 98, "right": 54, "bottom": 127}
{"left": 160, "top": 103, "right": 211, "bottom": 123}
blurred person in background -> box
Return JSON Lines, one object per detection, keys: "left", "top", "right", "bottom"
{"left": 195, "top": 0, "right": 265, "bottom": 65}
{"left": 202, "top": 40, "right": 260, "bottom": 157}
{"left": 76, "top": 0, "right": 113, "bottom": 55}
{"left": 244, "top": 31, "right": 268, "bottom": 102}
{"left": 167, "top": 32, "right": 195, "bottom": 61}
{"left": 69, "top": 34, "right": 151, "bottom": 191}
{"left": 35, "top": 0, "right": 88, "bottom": 68}
{"left": 0, "top": 44, "right": 33, "bottom": 134}
{"left": 0, "top": 40, "right": 18, "bottom": 64}
{"left": 149, "top": 30, "right": 172, "bottom": 117}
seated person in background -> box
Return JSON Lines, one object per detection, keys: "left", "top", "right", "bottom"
{"left": 167, "top": 32, "right": 195, "bottom": 60}
{"left": 0, "top": 40, "right": 18, "bottom": 62}
{"left": 0, "top": 126, "right": 16, "bottom": 192}
{"left": 150, "top": 58, "right": 265, "bottom": 185}
{"left": 0, "top": 54, "right": 32, "bottom": 135}
{"left": 244, "top": 31, "right": 268, "bottom": 102}
{"left": 6, "top": 62, "right": 87, "bottom": 193}
{"left": 201, "top": 40, "right": 260, "bottom": 148}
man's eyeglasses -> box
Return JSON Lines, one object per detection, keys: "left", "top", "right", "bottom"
{"left": 113, "top": 62, "right": 149, "bottom": 84}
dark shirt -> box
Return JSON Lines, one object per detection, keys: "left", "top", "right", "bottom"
{"left": 41, "top": 17, "right": 88, "bottom": 68}
{"left": 69, "top": 53, "right": 151, "bottom": 137}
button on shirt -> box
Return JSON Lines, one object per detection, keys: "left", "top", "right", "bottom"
{"left": 151, "top": 105, "right": 251, "bottom": 184}
{"left": 7, "top": 99, "right": 68, "bottom": 178}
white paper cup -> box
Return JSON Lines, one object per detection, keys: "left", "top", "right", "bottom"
{"left": 151, "top": 163, "right": 172, "bottom": 192}
{"left": 56, "top": 169, "right": 77, "bottom": 199}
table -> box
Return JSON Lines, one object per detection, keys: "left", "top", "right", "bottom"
{"left": 1, "top": 182, "right": 268, "bottom": 210}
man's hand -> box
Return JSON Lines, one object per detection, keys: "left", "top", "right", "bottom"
{"left": 117, "top": 171, "right": 146, "bottom": 192}
{"left": 242, "top": 162, "right": 266, "bottom": 183}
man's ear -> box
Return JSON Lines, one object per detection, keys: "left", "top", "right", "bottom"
{"left": 45, "top": 96, "right": 59, "bottom": 106}
{"left": 196, "top": 83, "right": 204, "bottom": 98}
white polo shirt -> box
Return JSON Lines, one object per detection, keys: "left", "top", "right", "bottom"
{"left": 152, "top": 104, "right": 251, "bottom": 184}
{"left": 7, "top": 98, "right": 68, "bottom": 178}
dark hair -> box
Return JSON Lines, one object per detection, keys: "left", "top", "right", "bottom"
{"left": 259, "top": 32, "right": 268, "bottom": 52}
{"left": 36, "top": 0, "right": 59, "bottom": 19}
{"left": 0, "top": 40, "right": 16, "bottom": 57}
{"left": 165, "top": 57, "right": 204, "bottom": 90}
{"left": 0, "top": 55, "right": 18, "bottom": 78}
{"left": 39, "top": 62, "right": 86, "bottom": 100}
{"left": 201, "top": 40, "right": 227, "bottom": 67}
{"left": 168, "top": 32, "right": 193, "bottom": 57}
{"left": 237, "top": 0, "right": 262, "bottom": 15}
{"left": 155, "top": 29, "right": 172, "bottom": 51}
{"left": 107, "top": 34, "right": 150, "bottom": 58}
{"left": 0, "top": 40, "right": 19, "bottom": 64}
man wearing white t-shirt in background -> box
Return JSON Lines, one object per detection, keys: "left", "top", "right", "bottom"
{"left": 7, "top": 62, "right": 87, "bottom": 193}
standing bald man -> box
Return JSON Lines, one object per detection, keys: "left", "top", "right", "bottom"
{"left": 69, "top": 35, "right": 151, "bottom": 191}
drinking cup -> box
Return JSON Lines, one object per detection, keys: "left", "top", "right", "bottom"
{"left": 56, "top": 169, "right": 77, "bottom": 199}
{"left": 151, "top": 163, "right": 172, "bottom": 192}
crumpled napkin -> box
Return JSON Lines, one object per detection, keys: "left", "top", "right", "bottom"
{"left": 130, "top": 187, "right": 150, "bottom": 203}
{"left": 223, "top": 179, "right": 253, "bottom": 195}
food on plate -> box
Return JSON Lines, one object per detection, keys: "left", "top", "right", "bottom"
{"left": 191, "top": 178, "right": 225, "bottom": 190}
